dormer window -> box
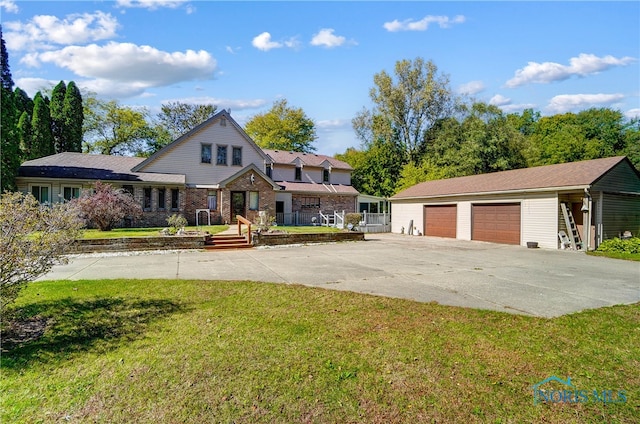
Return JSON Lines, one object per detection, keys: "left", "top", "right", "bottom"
{"left": 266, "top": 164, "right": 272, "bottom": 179}
{"left": 323, "top": 169, "right": 330, "bottom": 183}
{"left": 295, "top": 166, "right": 302, "bottom": 181}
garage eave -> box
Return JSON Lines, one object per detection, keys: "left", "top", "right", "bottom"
{"left": 391, "top": 185, "right": 592, "bottom": 202}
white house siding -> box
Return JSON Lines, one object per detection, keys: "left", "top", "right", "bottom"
{"left": 520, "top": 193, "right": 559, "bottom": 249}
{"left": 18, "top": 179, "right": 89, "bottom": 204}
{"left": 271, "top": 165, "right": 351, "bottom": 185}
{"left": 139, "top": 121, "right": 265, "bottom": 186}
{"left": 276, "top": 192, "right": 292, "bottom": 214}
{"left": 457, "top": 201, "right": 471, "bottom": 240}
{"left": 391, "top": 201, "right": 425, "bottom": 234}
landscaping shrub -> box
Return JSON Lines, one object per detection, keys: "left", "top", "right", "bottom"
{"left": 345, "top": 213, "right": 362, "bottom": 229}
{"left": 596, "top": 237, "right": 640, "bottom": 254}
{"left": 71, "top": 181, "right": 142, "bottom": 231}
{"left": 166, "top": 214, "right": 188, "bottom": 235}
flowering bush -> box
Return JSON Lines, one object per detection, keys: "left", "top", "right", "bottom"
{"left": 166, "top": 214, "right": 188, "bottom": 235}
{"left": 71, "top": 181, "right": 142, "bottom": 231}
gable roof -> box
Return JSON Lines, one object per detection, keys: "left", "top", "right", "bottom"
{"left": 18, "top": 152, "right": 185, "bottom": 184}
{"left": 132, "top": 110, "right": 268, "bottom": 172}
{"left": 263, "top": 149, "right": 353, "bottom": 170}
{"left": 218, "top": 163, "right": 281, "bottom": 189}
{"left": 392, "top": 156, "right": 634, "bottom": 200}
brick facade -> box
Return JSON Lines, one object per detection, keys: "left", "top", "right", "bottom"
{"left": 222, "top": 170, "right": 276, "bottom": 223}
{"left": 291, "top": 193, "right": 357, "bottom": 214}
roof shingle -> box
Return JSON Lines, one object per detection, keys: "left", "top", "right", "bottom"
{"left": 19, "top": 152, "right": 185, "bottom": 184}
{"left": 263, "top": 149, "right": 352, "bottom": 170}
{"left": 392, "top": 156, "right": 628, "bottom": 199}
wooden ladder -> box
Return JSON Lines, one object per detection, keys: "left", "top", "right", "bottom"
{"left": 560, "top": 202, "right": 582, "bottom": 250}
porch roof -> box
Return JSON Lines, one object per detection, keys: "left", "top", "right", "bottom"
{"left": 277, "top": 181, "right": 359, "bottom": 195}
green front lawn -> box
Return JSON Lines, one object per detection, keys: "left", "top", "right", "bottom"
{"left": 2, "top": 279, "right": 638, "bottom": 423}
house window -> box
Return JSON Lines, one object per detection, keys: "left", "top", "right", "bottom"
{"left": 217, "top": 145, "right": 227, "bottom": 165}
{"left": 323, "top": 169, "right": 330, "bottom": 183}
{"left": 295, "top": 166, "right": 302, "bottom": 181}
{"left": 143, "top": 188, "right": 152, "bottom": 210}
{"left": 207, "top": 191, "right": 217, "bottom": 210}
{"left": 63, "top": 186, "right": 81, "bottom": 201}
{"left": 201, "top": 144, "right": 212, "bottom": 164}
{"left": 249, "top": 191, "right": 259, "bottom": 211}
{"left": 30, "top": 185, "right": 50, "bottom": 204}
{"left": 301, "top": 197, "right": 320, "bottom": 209}
{"left": 122, "top": 185, "right": 134, "bottom": 196}
{"left": 220, "top": 117, "right": 227, "bottom": 127}
{"left": 232, "top": 146, "right": 242, "bottom": 166}
{"left": 171, "top": 189, "right": 180, "bottom": 210}
{"left": 266, "top": 164, "right": 272, "bottom": 179}
{"left": 158, "top": 188, "right": 166, "bottom": 210}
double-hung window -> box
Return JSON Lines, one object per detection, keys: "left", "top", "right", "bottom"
{"left": 158, "top": 188, "right": 166, "bottom": 210}
{"left": 232, "top": 147, "right": 242, "bottom": 166}
{"left": 201, "top": 144, "right": 212, "bottom": 163}
{"left": 217, "top": 145, "right": 228, "bottom": 165}
{"left": 249, "top": 191, "right": 259, "bottom": 211}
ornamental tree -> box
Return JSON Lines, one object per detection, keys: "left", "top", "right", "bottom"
{"left": 71, "top": 181, "right": 143, "bottom": 231}
{"left": 0, "top": 191, "right": 83, "bottom": 310}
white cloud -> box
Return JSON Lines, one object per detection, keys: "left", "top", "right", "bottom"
{"left": 252, "top": 32, "right": 282, "bottom": 51}
{"left": 4, "top": 11, "right": 119, "bottom": 51}
{"left": 311, "top": 28, "right": 346, "bottom": 48}
{"left": 506, "top": 54, "right": 636, "bottom": 88}
{"left": 116, "top": 0, "right": 189, "bottom": 10}
{"left": 625, "top": 108, "right": 640, "bottom": 120}
{"left": 383, "top": 15, "right": 465, "bottom": 32}
{"left": 546, "top": 93, "right": 625, "bottom": 114}
{"left": 0, "top": 0, "right": 19, "bottom": 13}
{"left": 21, "top": 42, "right": 216, "bottom": 97}
{"left": 458, "top": 80, "right": 485, "bottom": 95}
{"left": 317, "top": 119, "right": 350, "bottom": 130}
{"left": 164, "top": 96, "right": 268, "bottom": 111}
{"left": 489, "top": 94, "right": 511, "bottom": 106}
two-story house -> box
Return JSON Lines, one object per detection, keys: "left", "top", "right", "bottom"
{"left": 16, "top": 110, "right": 359, "bottom": 227}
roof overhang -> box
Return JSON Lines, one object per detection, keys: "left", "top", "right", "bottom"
{"left": 391, "top": 185, "right": 592, "bottom": 202}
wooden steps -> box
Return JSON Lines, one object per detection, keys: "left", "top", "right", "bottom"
{"left": 204, "top": 234, "right": 253, "bottom": 250}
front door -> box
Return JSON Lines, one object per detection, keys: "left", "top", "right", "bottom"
{"left": 231, "top": 191, "right": 246, "bottom": 223}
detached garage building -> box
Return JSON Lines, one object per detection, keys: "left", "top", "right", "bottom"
{"left": 391, "top": 156, "right": 640, "bottom": 249}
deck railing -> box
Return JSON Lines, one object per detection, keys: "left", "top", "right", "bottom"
{"left": 236, "top": 215, "right": 252, "bottom": 244}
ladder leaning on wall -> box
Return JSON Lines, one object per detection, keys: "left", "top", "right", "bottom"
{"left": 560, "top": 202, "right": 583, "bottom": 250}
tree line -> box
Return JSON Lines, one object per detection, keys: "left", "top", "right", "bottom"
{"left": 337, "top": 57, "right": 639, "bottom": 197}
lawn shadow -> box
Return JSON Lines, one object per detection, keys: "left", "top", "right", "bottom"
{"left": 1, "top": 296, "right": 188, "bottom": 369}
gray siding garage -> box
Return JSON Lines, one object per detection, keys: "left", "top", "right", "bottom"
{"left": 391, "top": 156, "right": 640, "bottom": 249}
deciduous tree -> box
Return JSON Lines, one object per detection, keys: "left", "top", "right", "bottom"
{"left": 83, "top": 99, "right": 155, "bottom": 156}
{"left": 1, "top": 191, "right": 83, "bottom": 310}
{"left": 245, "top": 99, "right": 317, "bottom": 153}
{"left": 365, "top": 57, "right": 456, "bottom": 162}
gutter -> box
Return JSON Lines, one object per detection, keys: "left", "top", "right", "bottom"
{"left": 391, "top": 185, "right": 592, "bottom": 201}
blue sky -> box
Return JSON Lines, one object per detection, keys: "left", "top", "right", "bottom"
{"left": 2, "top": 1, "right": 638, "bottom": 155}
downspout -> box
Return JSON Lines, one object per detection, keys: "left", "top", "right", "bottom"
{"left": 582, "top": 188, "right": 592, "bottom": 250}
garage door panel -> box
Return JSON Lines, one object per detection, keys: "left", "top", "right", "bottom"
{"left": 472, "top": 204, "right": 521, "bottom": 245}
{"left": 425, "top": 205, "right": 457, "bottom": 238}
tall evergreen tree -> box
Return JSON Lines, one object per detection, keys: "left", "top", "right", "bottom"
{"left": 1, "top": 25, "right": 13, "bottom": 90}
{"left": 13, "top": 87, "right": 34, "bottom": 118}
{"left": 30, "top": 92, "right": 55, "bottom": 159}
{"left": 50, "top": 80, "right": 67, "bottom": 153}
{"left": 1, "top": 25, "right": 20, "bottom": 191}
{"left": 63, "top": 81, "right": 84, "bottom": 152}
{"left": 17, "top": 111, "right": 33, "bottom": 160}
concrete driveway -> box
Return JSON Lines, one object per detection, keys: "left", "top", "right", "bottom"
{"left": 40, "top": 233, "right": 639, "bottom": 318}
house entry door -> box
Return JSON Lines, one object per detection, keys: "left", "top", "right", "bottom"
{"left": 231, "top": 191, "right": 246, "bottom": 222}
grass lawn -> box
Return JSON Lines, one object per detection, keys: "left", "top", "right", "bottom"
{"left": 2, "top": 279, "right": 638, "bottom": 423}
{"left": 587, "top": 251, "right": 640, "bottom": 261}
